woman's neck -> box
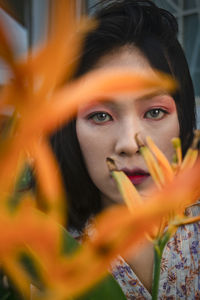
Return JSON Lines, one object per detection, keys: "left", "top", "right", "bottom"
{"left": 124, "top": 238, "right": 154, "bottom": 293}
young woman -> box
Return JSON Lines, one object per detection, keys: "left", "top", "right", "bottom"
{"left": 51, "top": 0, "right": 200, "bottom": 298}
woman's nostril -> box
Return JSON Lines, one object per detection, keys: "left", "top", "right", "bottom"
{"left": 119, "top": 151, "right": 126, "bottom": 156}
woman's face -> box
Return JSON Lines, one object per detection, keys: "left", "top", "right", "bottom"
{"left": 76, "top": 47, "right": 180, "bottom": 206}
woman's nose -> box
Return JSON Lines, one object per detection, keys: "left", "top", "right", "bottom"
{"left": 114, "top": 119, "right": 143, "bottom": 156}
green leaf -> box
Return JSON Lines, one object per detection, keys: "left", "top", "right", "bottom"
{"left": 7, "top": 164, "right": 33, "bottom": 212}
{"left": 18, "top": 252, "right": 45, "bottom": 289}
{"left": 75, "top": 275, "right": 127, "bottom": 300}
{"left": 60, "top": 226, "right": 80, "bottom": 255}
{"left": 15, "top": 165, "right": 33, "bottom": 192}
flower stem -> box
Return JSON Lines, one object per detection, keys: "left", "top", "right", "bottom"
{"left": 152, "top": 232, "right": 170, "bottom": 300}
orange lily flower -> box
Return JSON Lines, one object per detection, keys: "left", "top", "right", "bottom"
{"left": 0, "top": 199, "right": 61, "bottom": 298}
{"left": 0, "top": 145, "right": 200, "bottom": 299}
{"left": 1, "top": 159, "right": 200, "bottom": 300}
{"left": 107, "top": 131, "right": 200, "bottom": 241}
{"left": 30, "top": 157, "right": 200, "bottom": 300}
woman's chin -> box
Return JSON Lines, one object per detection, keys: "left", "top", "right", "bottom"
{"left": 101, "top": 192, "right": 124, "bottom": 208}
{"left": 102, "top": 177, "right": 157, "bottom": 208}
{"left": 136, "top": 177, "right": 157, "bottom": 197}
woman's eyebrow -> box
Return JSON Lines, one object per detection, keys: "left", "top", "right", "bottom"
{"left": 135, "top": 90, "right": 168, "bottom": 102}
{"left": 78, "top": 99, "right": 119, "bottom": 115}
{"left": 101, "top": 100, "right": 119, "bottom": 109}
{"left": 88, "top": 99, "right": 120, "bottom": 113}
{"left": 101, "top": 92, "right": 169, "bottom": 108}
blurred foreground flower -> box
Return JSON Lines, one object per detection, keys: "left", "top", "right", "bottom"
{"left": 107, "top": 131, "right": 200, "bottom": 299}
{"left": 3, "top": 165, "right": 200, "bottom": 300}
{"left": 0, "top": 1, "right": 182, "bottom": 299}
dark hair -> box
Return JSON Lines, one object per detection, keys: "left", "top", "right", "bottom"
{"left": 51, "top": 0, "right": 196, "bottom": 231}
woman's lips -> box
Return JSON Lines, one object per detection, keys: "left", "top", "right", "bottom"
{"left": 121, "top": 168, "right": 150, "bottom": 185}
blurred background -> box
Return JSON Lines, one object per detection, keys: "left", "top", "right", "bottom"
{"left": 0, "top": 0, "right": 199, "bottom": 126}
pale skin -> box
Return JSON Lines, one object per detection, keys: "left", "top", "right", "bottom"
{"left": 76, "top": 46, "right": 180, "bottom": 292}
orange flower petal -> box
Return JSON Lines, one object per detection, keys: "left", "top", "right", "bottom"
{"left": 27, "top": 1, "right": 94, "bottom": 101}
{"left": 29, "top": 138, "right": 66, "bottom": 224}
{"left": 139, "top": 145, "right": 164, "bottom": 188}
{"left": 0, "top": 136, "right": 25, "bottom": 197}
{"left": 2, "top": 255, "right": 31, "bottom": 298}
{"left": 171, "top": 137, "right": 182, "bottom": 168}
{"left": 174, "top": 215, "right": 200, "bottom": 226}
{"left": 146, "top": 136, "right": 173, "bottom": 183}
{"left": 111, "top": 170, "right": 142, "bottom": 212}
{"left": 181, "top": 149, "right": 198, "bottom": 171}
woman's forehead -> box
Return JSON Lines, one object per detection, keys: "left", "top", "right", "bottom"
{"left": 95, "top": 46, "right": 153, "bottom": 71}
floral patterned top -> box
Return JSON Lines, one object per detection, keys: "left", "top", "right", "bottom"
{"left": 70, "top": 202, "right": 200, "bottom": 299}
{"left": 110, "top": 202, "right": 200, "bottom": 299}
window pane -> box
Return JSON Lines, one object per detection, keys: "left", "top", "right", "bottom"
{"left": 154, "top": 0, "right": 176, "bottom": 14}
{"left": 194, "top": 71, "right": 200, "bottom": 96}
{"left": 184, "top": 0, "right": 196, "bottom": 10}
{"left": 5, "top": 0, "right": 27, "bottom": 26}
{"left": 173, "top": 0, "right": 179, "bottom": 5}
{"left": 184, "top": 14, "right": 198, "bottom": 61}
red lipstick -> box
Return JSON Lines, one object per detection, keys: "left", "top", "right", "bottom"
{"left": 121, "top": 168, "right": 150, "bottom": 185}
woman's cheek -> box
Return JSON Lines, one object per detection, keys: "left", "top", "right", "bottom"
{"left": 76, "top": 121, "right": 108, "bottom": 172}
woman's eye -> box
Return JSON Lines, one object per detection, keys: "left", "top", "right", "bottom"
{"left": 88, "top": 112, "right": 112, "bottom": 123}
{"left": 144, "top": 108, "right": 168, "bottom": 120}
